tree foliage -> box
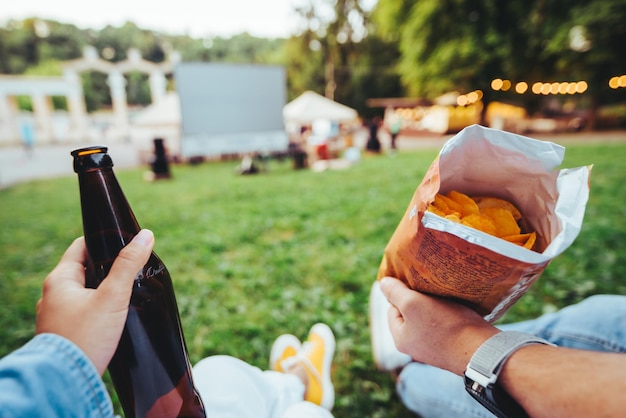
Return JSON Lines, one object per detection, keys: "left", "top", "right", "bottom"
{"left": 0, "top": 18, "right": 289, "bottom": 112}
{"left": 372, "top": 0, "right": 626, "bottom": 119}
{"left": 546, "top": 0, "right": 626, "bottom": 105}
{"left": 284, "top": 0, "right": 401, "bottom": 114}
{"left": 0, "top": 19, "right": 84, "bottom": 74}
{"left": 2, "top": 0, "right": 624, "bottom": 119}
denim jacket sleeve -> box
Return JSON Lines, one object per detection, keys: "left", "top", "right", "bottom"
{"left": 0, "top": 333, "right": 114, "bottom": 418}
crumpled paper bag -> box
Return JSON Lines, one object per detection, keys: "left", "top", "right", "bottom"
{"left": 377, "top": 124, "right": 591, "bottom": 322}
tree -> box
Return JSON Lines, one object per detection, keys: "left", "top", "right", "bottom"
{"left": 0, "top": 18, "right": 287, "bottom": 112}
{"left": 333, "top": 27, "right": 404, "bottom": 117}
{"left": 282, "top": 33, "right": 327, "bottom": 101}
{"left": 283, "top": 0, "right": 402, "bottom": 114}
{"left": 0, "top": 18, "right": 84, "bottom": 74}
{"left": 372, "top": 0, "right": 626, "bottom": 125}
{"left": 544, "top": 0, "right": 626, "bottom": 127}
{"left": 374, "top": 0, "right": 506, "bottom": 97}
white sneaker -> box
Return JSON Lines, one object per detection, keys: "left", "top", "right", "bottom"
{"left": 369, "top": 280, "right": 412, "bottom": 372}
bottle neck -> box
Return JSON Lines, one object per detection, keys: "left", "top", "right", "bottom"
{"left": 77, "top": 166, "right": 141, "bottom": 279}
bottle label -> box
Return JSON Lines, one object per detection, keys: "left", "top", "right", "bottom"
{"left": 137, "top": 263, "right": 166, "bottom": 281}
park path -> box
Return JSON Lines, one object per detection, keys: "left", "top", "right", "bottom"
{"left": 0, "top": 142, "right": 141, "bottom": 189}
{"left": 1, "top": 129, "right": 624, "bottom": 189}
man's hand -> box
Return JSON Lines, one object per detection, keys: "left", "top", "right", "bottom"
{"left": 379, "top": 276, "right": 498, "bottom": 375}
{"left": 36, "top": 229, "right": 154, "bottom": 375}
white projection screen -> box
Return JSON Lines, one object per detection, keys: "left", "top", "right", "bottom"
{"left": 175, "top": 63, "right": 288, "bottom": 158}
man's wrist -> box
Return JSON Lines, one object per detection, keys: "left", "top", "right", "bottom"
{"left": 464, "top": 331, "right": 554, "bottom": 418}
{"left": 452, "top": 327, "right": 499, "bottom": 375}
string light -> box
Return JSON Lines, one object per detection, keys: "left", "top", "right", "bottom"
{"left": 491, "top": 79, "right": 511, "bottom": 91}
{"left": 456, "top": 90, "right": 483, "bottom": 106}
{"left": 609, "top": 75, "right": 626, "bottom": 89}
{"left": 490, "top": 78, "right": 598, "bottom": 94}
{"left": 515, "top": 82, "right": 528, "bottom": 94}
{"left": 491, "top": 78, "right": 504, "bottom": 90}
{"left": 531, "top": 82, "right": 542, "bottom": 94}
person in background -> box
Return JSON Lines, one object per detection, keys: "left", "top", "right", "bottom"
{"left": 370, "top": 278, "right": 626, "bottom": 418}
{"left": 0, "top": 230, "right": 336, "bottom": 418}
{"left": 365, "top": 117, "right": 382, "bottom": 153}
{"left": 385, "top": 109, "right": 402, "bottom": 152}
{"left": 20, "top": 120, "right": 35, "bottom": 157}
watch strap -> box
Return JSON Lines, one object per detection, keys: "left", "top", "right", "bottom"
{"left": 468, "top": 331, "right": 552, "bottom": 386}
{"left": 465, "top": 331, "right": 553, "bottom": 418}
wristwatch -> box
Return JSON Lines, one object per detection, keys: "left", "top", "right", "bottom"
{"left": 464, "top": 331, "right": 554, "bottom": 418}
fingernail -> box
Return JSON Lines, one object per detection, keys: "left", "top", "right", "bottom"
{"left": 379, "top": 277, "right": 391, "bottom": 290}
{"left": 134, "top": 229, "right": 154, "bottom": 246}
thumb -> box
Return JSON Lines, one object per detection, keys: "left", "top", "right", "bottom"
{"left": 96, "top": 229, "right": 155, "bottom": 305}
{"left": 379, "top": 276, "right": 409, "bottom": 307}
{"left": 379, "top": 277, "right": 409, "bottom": 330}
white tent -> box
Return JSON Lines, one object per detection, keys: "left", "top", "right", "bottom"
{"left": 283, "top": 91, "right": 358, "bottom": 125}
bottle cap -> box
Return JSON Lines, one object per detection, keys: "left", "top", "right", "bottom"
{"left": 71, "top": 146, "right": 114, "bottom": 172}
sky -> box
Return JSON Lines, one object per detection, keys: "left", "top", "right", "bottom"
{"left": 1, "top": 0, "right": 302, "bottom": 39}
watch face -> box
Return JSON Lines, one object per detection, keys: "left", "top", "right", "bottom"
{"left": 465, "top": 382, "right": 502, "bottom": 418}
{"left": 465, "top": 374, "right": 529, "bottom": 418}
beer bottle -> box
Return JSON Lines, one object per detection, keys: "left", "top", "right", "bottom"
{"left": 71, "top": 146, "right": 206, "bottom": 418}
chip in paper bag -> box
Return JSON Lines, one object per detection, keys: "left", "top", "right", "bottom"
{"left": 377, "top": 124, "right": 591, "bottom": 322}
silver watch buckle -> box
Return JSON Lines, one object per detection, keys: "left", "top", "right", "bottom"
{"left": 465, "top": 366, "right": 497, "bottom": 388}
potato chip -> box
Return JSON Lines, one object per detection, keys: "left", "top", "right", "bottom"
{"left": 426, "top": 190, "right": 537, "bottom": 251}
{"left": 461, "top": 213, "right": 497, "bottom": 235}
{"left": 445, "top": 214, "right": 462, "bottom": 223}
{"left": 435, "top": 194, "right": 464, "bottom": 216}
{"left": 480, "top": 207, "right": 521, "bottom": 238}
{"left": 446, "top": 190, "right": 480, "bottom": 217}
{"left": 427, "top": 204, "right": 449, "bottom": 218}
{"left": 502, "top": 233, "right": 532, "bottom": 244}
{"left": 473, "top": 196, "right": 522, "bottom": 221}
{"left": 522, "top": 231, "right": 537, "bottom": 250}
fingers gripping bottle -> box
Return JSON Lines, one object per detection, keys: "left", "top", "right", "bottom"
{"left": 72, "top": 146, "right": 206, "bottom": 418}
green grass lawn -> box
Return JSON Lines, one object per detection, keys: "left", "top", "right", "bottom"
{"left": 1, "top": 139, "right": 625, "bottom": 417}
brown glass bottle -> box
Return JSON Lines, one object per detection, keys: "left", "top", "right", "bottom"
{"left": 71, "top": 146, "right": 206, "bottom": 418}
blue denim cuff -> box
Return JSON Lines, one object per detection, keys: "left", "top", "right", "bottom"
{"left": 0, "top": 333, "right": 114, "bottom": 417}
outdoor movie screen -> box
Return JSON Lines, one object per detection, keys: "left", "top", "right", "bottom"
{"left": 175, "top": 62, "right": 288, "bottom": 158}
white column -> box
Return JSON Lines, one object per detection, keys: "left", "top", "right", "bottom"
{"left": 32, "top": 93, "right": 54, "bottom": 144}
{"left": 149, "top": 70, "right": 167, "bottom": 104}
{"left": 107, "top": 70, "right": 128, "bottom": 141}
{"left": 0, "top": 93, "right": 20, "bottom": 144}
{"left": 64, "top": 69, "right": 88, "bottom": 142}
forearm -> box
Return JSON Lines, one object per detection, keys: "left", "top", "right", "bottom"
{"left": 380, "top": 279, "right": 626, "bottom": 417}
{"left": 500, "top": 344, "right": 626, "bottom": 418}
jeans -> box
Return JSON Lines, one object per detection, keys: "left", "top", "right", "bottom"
{"left": 396, "top": 295, "right": 626, "bottom": 418}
